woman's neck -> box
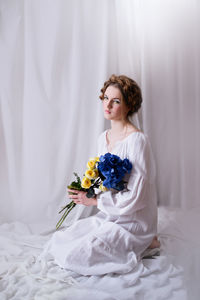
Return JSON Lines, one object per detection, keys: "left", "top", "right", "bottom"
{"left": 106, "top": 120, "right": 140, "bottom": 152}
{"left": 110, "top": 120, "right": 130, "bottom": 136}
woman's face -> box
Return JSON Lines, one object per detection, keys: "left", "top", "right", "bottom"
{"left": 102, "top": 85, "right": 129, "bottom": 121}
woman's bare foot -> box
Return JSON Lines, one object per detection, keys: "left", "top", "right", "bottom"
{"left": 148, "top": 236, "right": 160, "bottom": 249}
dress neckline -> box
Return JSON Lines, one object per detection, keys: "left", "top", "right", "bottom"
{"left": 105, "top": 129, "right": 143, "bottom": 152}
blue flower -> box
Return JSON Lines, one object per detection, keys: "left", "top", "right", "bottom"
{"left": 97, "top": 153, "right": 132, "bottom": 191}
{"left": 122, "top": 158, "right": 132, "bottom": 173}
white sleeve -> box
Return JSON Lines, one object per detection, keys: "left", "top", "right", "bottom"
{"left": 97, "top": 135, "right": 154, "bottom": 216}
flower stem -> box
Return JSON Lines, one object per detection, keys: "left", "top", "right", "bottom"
{"left": 56, "top": 201, "right": 76, "bottom": 230}
{"left": 58, "top": 201, "right": 74, "bottom": 214}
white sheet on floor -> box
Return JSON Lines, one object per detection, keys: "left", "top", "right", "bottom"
{"left": 1, "top": 207, "right": 199, "bottom": 300}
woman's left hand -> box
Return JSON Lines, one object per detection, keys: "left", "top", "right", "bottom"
{"left": 68, "top": 189, "right": 97, "bottom": 206}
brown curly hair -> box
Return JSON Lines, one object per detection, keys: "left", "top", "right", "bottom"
{"left": 99, "top": 74, "right": 142, "bottom": 117}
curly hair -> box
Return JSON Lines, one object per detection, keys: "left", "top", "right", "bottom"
{"left": 99, "top": 74, "right": 142, "bottom": 117}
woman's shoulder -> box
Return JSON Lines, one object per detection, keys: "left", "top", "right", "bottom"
{"left": 97, "top": 130, "right": 107, "bottom": 142}
{"left": 129, "top": 130, "right": 148, "bottom": 143}
{"left": 125, "top": 124, "right": 146, "bottom": 141}
{"left": 97, "top": 130, "right": 107, "bottom": 152}
{"left": 126, "top": 126, "right": 148, "bottom": 145}
{"left": 126, "top": 130, "right": 151, "bottom": 159}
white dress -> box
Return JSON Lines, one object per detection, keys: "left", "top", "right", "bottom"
{"left": 41, "top": 131, "right": 157, "bottom": 276}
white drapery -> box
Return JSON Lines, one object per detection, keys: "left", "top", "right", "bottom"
{"left": 0, "top": 0, "right": 199, "bottom": 229}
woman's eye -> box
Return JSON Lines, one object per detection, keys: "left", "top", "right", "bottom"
{"left": 103, "top": 96, "right": 108, "bottom": 101}
{"left": 113, "top": 99, "right": 120, "bottom": 104}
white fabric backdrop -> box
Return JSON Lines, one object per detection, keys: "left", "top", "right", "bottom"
{"left": 0, "top": 0, "right": 200, "bottom": 230}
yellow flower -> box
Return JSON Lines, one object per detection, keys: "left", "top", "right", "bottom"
{"left": 87, "top": 159, "right": 96, "bottom": 170}
{"left": 89, "top": 156, "right": 100, "bottom": 162}
{"left": 99, "top": 184, "right": 108, "bottom": 192}
{"left": 85, "top": 169, "right": 99, "bottom": 180}
{"left": 93, "top": 169, "right": 99, "bottom": 178}
{"left": 81, "top": 177, "right": 91, "bottom": 189}
{"left": 85, "top": 169, "right": 94, "bottom": 179}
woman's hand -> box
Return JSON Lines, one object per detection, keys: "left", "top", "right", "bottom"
{"left": 68, "top": 189, "right": 97, "bottom": 206}
{"left": 148, "top": 236, "right": 160, "bottom": 249}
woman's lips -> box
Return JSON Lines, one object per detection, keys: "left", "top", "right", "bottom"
{"left": 105, "top": 110, "right": 111, "bottom": 114}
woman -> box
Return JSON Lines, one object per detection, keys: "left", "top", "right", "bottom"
{"left": 41, "top": 74, "right": 160, "bottom": 276}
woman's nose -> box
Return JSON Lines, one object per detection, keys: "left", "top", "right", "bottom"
{"left": 107, "top": 100, "right": 112, "bottom": 108}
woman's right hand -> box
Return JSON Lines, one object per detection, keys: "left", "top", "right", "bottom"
{"left": 68, "top": 189, "right": 97, "bottom": 206}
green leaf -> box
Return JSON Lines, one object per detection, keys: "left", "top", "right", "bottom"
{"left": 73, "top": 172, "right": 81, "bottom": 185}
{"left": 67, "top": 182, "right": 82, "bottom": 190}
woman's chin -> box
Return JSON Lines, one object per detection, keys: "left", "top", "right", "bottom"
{"left": 104, "top": 114, "right": 112, "bottom": 120}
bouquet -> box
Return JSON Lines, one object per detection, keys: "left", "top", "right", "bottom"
{"left": 56, "top": 153, "right": 132, "bottom": 229}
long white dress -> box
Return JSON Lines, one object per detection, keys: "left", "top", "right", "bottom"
{"left": 41, "top": 131, "right": 157, "bottom": 276}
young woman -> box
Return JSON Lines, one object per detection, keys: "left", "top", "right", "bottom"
{"left": 41, "top": 74, "right": 160, "bottom": 276}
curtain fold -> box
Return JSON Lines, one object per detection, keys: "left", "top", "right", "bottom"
{"left": 0, "top": 0, "right": 199, "bottom": 229}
